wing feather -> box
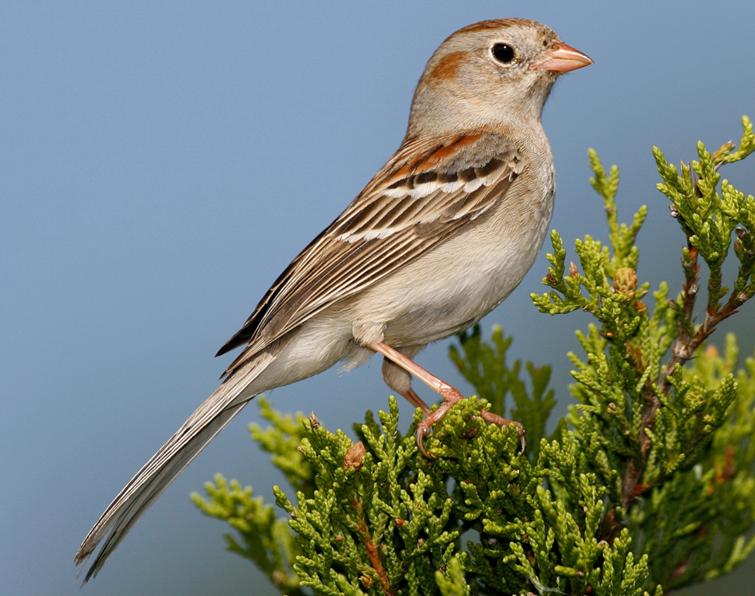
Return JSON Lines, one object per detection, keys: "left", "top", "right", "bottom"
{"left": 217, "top": 131, "right": 522, "bottom": 377}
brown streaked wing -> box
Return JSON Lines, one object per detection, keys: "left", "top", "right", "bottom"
{"left": 213, "top": 135, "right": 447, "bottom": 358}
{"left": 217, "top": 132, "right": 522, "bottom": 378}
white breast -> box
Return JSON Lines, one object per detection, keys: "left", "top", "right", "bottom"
{"left": 353, "top": 155, "right": 556, "bottom": 348}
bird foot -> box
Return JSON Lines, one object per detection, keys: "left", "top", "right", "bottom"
{"left": 478, "top": 410, "right": 526, "bottom": 453}
{"left": 415, "top": 391, "right": 526, "bottom": 458}
{"left": 366, "top": 341, "right": 525, "bottom": 456}
{"left": 415, "top": 388, "right": 462, "bottom": 458}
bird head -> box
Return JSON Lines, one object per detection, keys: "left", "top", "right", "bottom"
{"left": 408, "top": 19, "right": 592, "bottom": 136}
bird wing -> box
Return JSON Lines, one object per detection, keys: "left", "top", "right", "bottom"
{"left": 217, "top": 130, "right": 523, "bottom": 377}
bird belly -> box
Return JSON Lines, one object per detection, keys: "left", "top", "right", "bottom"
{"left": 354, "top": 179, "right": 554, "bottom": 347}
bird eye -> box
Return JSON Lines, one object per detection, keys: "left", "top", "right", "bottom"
{"left": 491, "top": 43, "right": 515, "bottom": 64}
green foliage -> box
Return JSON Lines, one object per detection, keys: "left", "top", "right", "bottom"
{"left": 651, "top": 116, "right": 755, "bottom": 315}
{"left": 191, "top": 473, "right": 302, "bottom": 593}
{"left": 449, "top": 324, "right": 557, "bottom": 459}
{"left": 629, "top": 339, "right": 755, "bottom": 589}
{"left": 194, "top": 118, "right": 755, "bottom": 594}
{"left": 191, "top": 400, "right": 308, "bottom": 593}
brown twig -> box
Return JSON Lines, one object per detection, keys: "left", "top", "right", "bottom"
{"left": 661, "top": 158, "right": 746, "bottom": 391}
{"left": 662, "top": 290, "right": 742, "bottom": 394}
{"left": 621, "top": 240, "right": 744, "bottom": 511}
{"left": 616, "top": 135, "right": 753, "bottom": 528}
{"left": 622, "top": 235, "right": 701, "bottom": 509}
{"left": 353, "top": 499, "right": 393, "bottom": 595}
{"left": 659, "top": 240, "right": 700, "bottom": 396}
{"left": 620, "top": 377, "right": 659, "bottom": 510}
{"left": 619, "top": 240, "right": 700, "bottom": 511}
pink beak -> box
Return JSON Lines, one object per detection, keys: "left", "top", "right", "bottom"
{"left": 531, "top": 41, "right": 592, "bottom": 73}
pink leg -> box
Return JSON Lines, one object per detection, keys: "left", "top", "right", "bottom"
{"left": 368, "top": 341, "right": 524, "bottom": 456}
{"left": 400, "top": 388, "right": 431, "bottom": 414}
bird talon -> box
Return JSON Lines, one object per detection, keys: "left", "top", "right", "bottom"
{"left": 479, "top": 410, "right": 526, "bottom": 453}
{"left": 415, "top": 424, "right": 434, "bottom": 459}
{"left": 414, "top": 402, "right": 455, "bottom": 459}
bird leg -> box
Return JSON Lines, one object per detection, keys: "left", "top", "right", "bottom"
{"left": 368, "top": 341, "right": 524, "bottom": 456}
{"left": 381, "top": 352, "right": 431, "bottom": 413}
{"left": 398, "top": 387, "right": 431, "bottom": 414}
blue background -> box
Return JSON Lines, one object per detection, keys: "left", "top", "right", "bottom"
{"left": 1, "top": 2, "right": 753, "bottom": 594}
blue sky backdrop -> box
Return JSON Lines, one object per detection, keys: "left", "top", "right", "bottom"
{"left": 1, "top": 2, "right": 753, "bottom": 594}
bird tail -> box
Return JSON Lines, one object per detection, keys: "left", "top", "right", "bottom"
{"left": 74, "top": 351, "right": 276, "bottom": 582}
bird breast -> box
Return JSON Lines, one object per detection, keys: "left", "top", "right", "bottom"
{"left": 352, "top": 150, "right": 555, "bottom": 347}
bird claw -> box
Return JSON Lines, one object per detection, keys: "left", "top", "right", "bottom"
{"left": 414, "top": 401, "right": 526, "bottom": 458}
{"left": 414, "top": 396, "right": 459, "bottom": 458}
{"left": 479, "top": 410, "right": 526, "bottom": 453}
{"left": 415, "top": 424, "right": 433, "bottom": 459}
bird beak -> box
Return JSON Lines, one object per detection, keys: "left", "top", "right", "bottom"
{"left": 531, "top": 41, "right": 592, "bottom": 74}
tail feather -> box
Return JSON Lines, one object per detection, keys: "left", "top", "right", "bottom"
{"left": 75, "top": 352, "right": 275, "bottom": 581}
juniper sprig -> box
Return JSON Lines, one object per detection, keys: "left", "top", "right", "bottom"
{"left": 194, "top": 117, "right": 755, "bottom": 594}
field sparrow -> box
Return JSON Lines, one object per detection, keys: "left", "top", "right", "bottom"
{"left": 76, "top": 18, "right": 591, "bottom": 579}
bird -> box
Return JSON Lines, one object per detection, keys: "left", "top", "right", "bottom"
{"left": 75, "top": 17, "right": 591, "bottom": 581}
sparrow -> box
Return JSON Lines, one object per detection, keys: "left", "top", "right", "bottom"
{"left": 76, "top": 18, "right": 591, "bottom": 580}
